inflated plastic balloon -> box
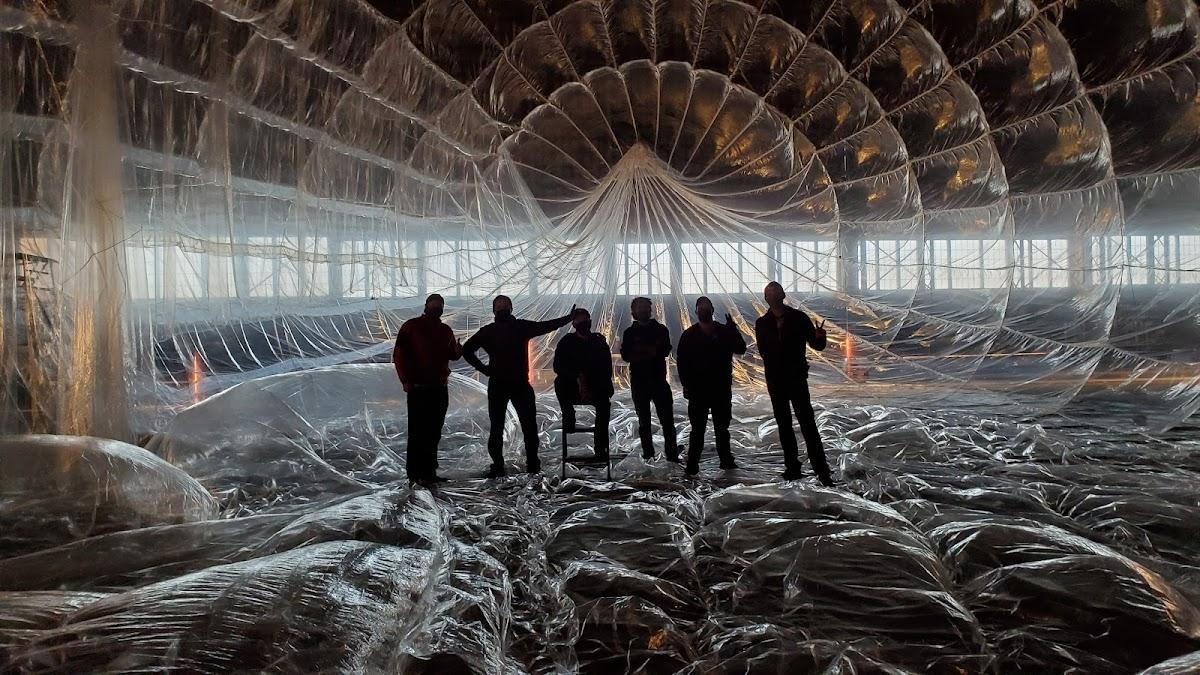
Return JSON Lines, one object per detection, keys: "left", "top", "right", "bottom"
{"left": 3, "top": 2, "right": 1200, "bottom": 673}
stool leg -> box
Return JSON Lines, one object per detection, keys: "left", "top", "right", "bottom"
{"left": 560, "top": 428, "right": 567, "bottom": 480}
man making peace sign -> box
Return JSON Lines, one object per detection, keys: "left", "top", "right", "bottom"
{"left": 755, "top": 281, "right": 835, "bottom": 486}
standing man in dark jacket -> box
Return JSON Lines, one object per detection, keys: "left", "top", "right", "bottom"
{"left": 463, "top": 295, "right": 574, "bottom": 477}
{"left": 553, "top": 308, "right": 613, "bottom": 458}
{"left": 619, "top": 297, "right": 678, "bottom": 461}
{"left": 676, "top": 296, "right": 747, "bottom": 475}
{"left": 393, "top": 294, "right": 462, "bottom": 485}
{"left": 755, "top": 281, "right": 834, "bottom": 486}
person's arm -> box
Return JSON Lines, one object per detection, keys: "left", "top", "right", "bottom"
{"left": 600, "top": 336, "right": 614, "bottom": 379}
{"left": 392, "top": 327, "right": 411, "bottom": 389}
{"left": 462, "top": 328, "right": 490, "bottom": 376}
{"left": 676, "top": 332, "right": 694, "bottom": 394}
{"left": 656, "top": 325, "right": 672, "bottom": 359}
{"left": 618, "top": 327, "right": 634, "bottom": 363}
{"left": 553, "top": 337, "right": 569, "bottom": 376}
{"left": 523, "top": 305, "right": 576, "bottom": 339}
{"left": 724, "top": 314, "right": 748, "bottom": 355}
{"left": 598, "top": 336, "right": 614, "bottom": 397}
{"left": 754, "top": 317, "right": 767, "bottom": 359}
{"left": 447, "top": 325, "right": 463, "bottom": 361}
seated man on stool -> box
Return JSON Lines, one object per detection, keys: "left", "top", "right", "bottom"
{"left": 553, "top": 308, "right": 613, "bottom": 459}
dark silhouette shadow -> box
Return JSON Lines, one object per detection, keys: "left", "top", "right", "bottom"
{"left": 554, "top": 308, "right": 613, "bottom": 462}
{"left": 619, "top": 297, "right": 679, "bottom": 462}
{"left": 756, "top": 281, "right": 835, "bottom": 486}
{"left": 676, "top": 296, "right": 747, "bottom": 475}
{"left": 393, "top": 293, "right": 461, "bottom": 485}
{"left": 462, "top": 295, "right": 573, "bottom": 477}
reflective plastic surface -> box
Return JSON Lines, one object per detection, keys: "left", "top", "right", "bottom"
{"left": 3, "top": 365, "right": 1198, "bottom": 672}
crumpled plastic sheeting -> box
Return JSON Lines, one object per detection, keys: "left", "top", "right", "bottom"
{"left": 694, "top": 485, "right": 989, "bottom": 673}
{"left": 1140, "top": 650, "right": 1200, "bottom": 675}
{"left": 2, "top": 364, "right": 1200, "bottom": 673}
{"left": 0, "top": 435, "right": 218, "bottom": 558}
{"left": 2, "top": 483, "right": 524, "bottom": 673}
{"left": 4, "top": 0, "right": 1200, "bottom": 441}
{"left": 0, "top": 592, "right": 109, "bottom": 659}
{"left": 5, "top": 542, "right": 440, "bottom": 673}
{"left": 146, "top": 368, "right": 493, "bottom": 512}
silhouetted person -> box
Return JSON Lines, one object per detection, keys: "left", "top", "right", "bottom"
{"left": 553, "top": 308, "right": 613, "bottom": 459}
{"left": 393, "top": 294, "right": 462, "bottom": 485}
{"left": 619, "top": 297, "right": 678, "bottom": 461}
{"left": 463, "top": 296, "right": 574, "bottom": 477}
{"left": 677, "top": 296, "right": 747, "bottom": 475}
{"left": 755, "top": 281, "right": 834, "bottom": 486}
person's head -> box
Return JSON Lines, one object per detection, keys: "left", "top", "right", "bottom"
{"left": 764, "top": 281, "right": 786, "bottom": 307}
{"left": 424, "top": 293, "right": 445, "bottom": 319}
{"left": 631, "top": 297, "right": 653, "bottom": 322}
{"left": 492, "top": 295, "right": 513, "bottom": 320}
{"left": 572, "top": 307, "right": 592, "bottom": 333}
{"left": 695, "top": 296, "right": 714, "bottom": 322}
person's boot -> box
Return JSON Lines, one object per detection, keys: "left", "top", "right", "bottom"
{"left": 719, "top": 454, "right": 737, "bottom": 470}
{"left": 665, "top": 446, "right": 680, "bottom": 463}
{"left": 526, "top": 457, "right": 542, "bottom": 474}
{"left": 641, "top": 448, "right": 655, "bottom": 460}
{"left": 782, "top": 466, "right": 805, "bottom": 481}
{"left": 685, "top": 460, "right": 700, "bottom": 476}
{"left": 818, "top": 473, "right": 837, "bottom": 488}
{"left": 485, "top": 464, "right": 506, "bottom": 479}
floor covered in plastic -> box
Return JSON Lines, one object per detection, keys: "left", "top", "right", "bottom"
{"left": 2, "top": 365, "right": 1199, "bottom": 673}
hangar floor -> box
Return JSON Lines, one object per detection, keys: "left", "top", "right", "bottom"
{"left": 2, "top": 365, "right": 1199, "bottom": 673}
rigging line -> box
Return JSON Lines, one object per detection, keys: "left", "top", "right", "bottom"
{"left": 533, "top": 0, "right": 621, "bottom": 167}
{"left": 726, "top": 0, "right": 769, "bottom": 84}
{"left": 690, "top": 0, "right": 712, "bottom": 66}
{"left": 186, "top": 2, "right": 479, "bottom": 158}
{"left": 665, "top": 66, "right": 701, "bottom": 167}
{"left": 686, "top": 133, "right": 816, "bottom": 192}
{"left": 691, "top": 99, "right": 775, "bottom": 181}
{"left": 685, "top": 124, "right": 809, "bottom": 189}
{"left": 506, "top": 123, "right": 606, "bottom": 186}
{"left": 593, "top": 1, "right": 643, "bottom": 152}
{"left": 758, "top": 0, "right": 840, "bottom": 103}
{"left": 678, "top": 77, "right": 739, "bottom": 176}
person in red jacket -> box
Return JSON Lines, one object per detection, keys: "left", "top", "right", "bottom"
{"left": 754, "top": 281, "right": 834, "bottom": 486}
{"left": 393, "top": 294, "right": 462, "bottom": 485}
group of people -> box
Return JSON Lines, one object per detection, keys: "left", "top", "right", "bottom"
{"left": 392, "top": 282, "right": 835, "bottom": 487}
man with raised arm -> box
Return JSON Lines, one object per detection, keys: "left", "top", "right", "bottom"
{"left": 619, "top": 297, "right": 678, "bottom": 462}
{"left": 553, "top": 308, "right": 614, "bottom": 459}
{"left": 755, "top": 281, "right": 835, "bottom": 486}
{"left": 393, "top": 293, "right": 462, "bottom": 485}
{"left": 463, "top": 296, "right": 575, "bottom": 478}
{"left": 676, "top": 296, "right": 747, "bottom": 476}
